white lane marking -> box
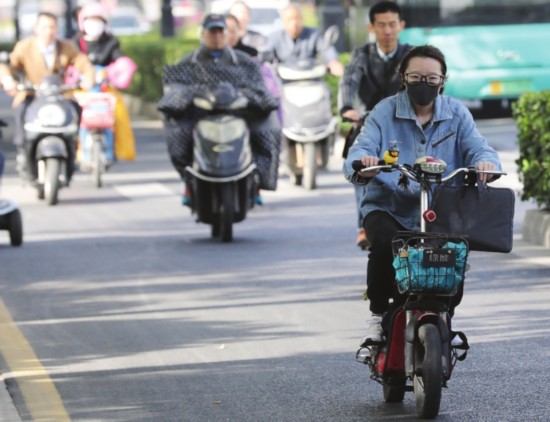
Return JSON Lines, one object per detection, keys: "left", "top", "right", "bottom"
{"left": 113, "top": 183, "right": 176, "bottom": 198}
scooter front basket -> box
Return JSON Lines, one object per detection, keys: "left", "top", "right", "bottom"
{"left": 392, "top": 232, "right": 469, "bottom": 295}
{"left": 75, "top": 92, "right": 116, "bottom": 130}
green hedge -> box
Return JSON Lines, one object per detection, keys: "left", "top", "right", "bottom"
{"left": 512, "top": 91, "right": 550, "bottom": 209}
{"left": 4, "top": 35, "right": 351, "bottom": 124}
{"left": 119, "top": 35, "right": 199, "bottom": 103}
{"left": 121, "top": 38, "right": 351, "bottom": 130}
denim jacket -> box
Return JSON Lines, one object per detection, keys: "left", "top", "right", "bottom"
{"left": 343, "top": 91, "right": 502, "bottom": 230}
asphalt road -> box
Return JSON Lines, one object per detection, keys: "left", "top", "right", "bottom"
{"left": 0, "top": 94, "right": 549, "bottom": 421}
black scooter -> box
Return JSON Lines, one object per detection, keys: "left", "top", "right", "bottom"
{"left": 185, "top": 83, "right": 258, "bottom": 242}
{"left": 18, "top": 75, "right": 79, "bottom": 205}
{"left": 0, "top": 119, "right": 23, "bottom": 246}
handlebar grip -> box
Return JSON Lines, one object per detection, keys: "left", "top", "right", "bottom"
{"left": 352, "top": 159, "right": 386, "bottom": 171}
{"left": 351, "top": 160, "right": 363, "bottom": 171}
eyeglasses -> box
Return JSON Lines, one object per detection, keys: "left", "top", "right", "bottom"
{"left": 404, "top": 73, "right": 445, "bottom": 86}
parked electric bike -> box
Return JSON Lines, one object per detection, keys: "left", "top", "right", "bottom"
{"left": 0, "top": 120, "right": 23, "bottom": 246}
{"left": 352, "top": 156, "right": 505, "bottom": 419}
{"left": 74, "top": 69, "right": 116, "bottom": 188}
{"left": 184, "top": 82, "right": 259, "bottom": 242}
{"left": 18, "top": 75, "right": 79, "bottom": 205}
{"left": 277, "top": 26, "right": 340, "bottom": 190}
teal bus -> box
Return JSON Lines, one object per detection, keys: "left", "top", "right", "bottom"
{"left": 348, "top": 0, "right": 550, "bottom": 112}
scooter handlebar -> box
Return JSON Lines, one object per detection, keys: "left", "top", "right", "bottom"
{"left": 16, "top": 82, "right": 80, "bottom": 93}
{"left": 351, "top": 160, "right": 506, "bottom": 183}
{"left": 351, "top": 159, "right": 386, "bottom": 171}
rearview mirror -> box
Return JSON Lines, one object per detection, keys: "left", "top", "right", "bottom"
{"left": 323, "top": 25, "right": 340, "bottom": 48}
{"left": 0, "top": 51, "right": 10, "bottom": 65}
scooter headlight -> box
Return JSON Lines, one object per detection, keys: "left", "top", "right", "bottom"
{"left": 414, "top": 156, "right": 447, "bottom": 174}
{"left": 37, "top": 104, "right": 66, "bottom": 127}
{"left": 197, "top": 118, "right": 246, "bottom": 143}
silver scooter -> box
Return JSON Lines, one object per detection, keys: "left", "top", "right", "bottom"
{"left": 278, "top": 26, "right": 340, "bottom": 190}
{"left": 18, "top": 75, "right": 79, "bottom": 205}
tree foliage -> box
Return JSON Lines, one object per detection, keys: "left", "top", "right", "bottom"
{"left": 512, "top": 91, "right": 550, "bottom": 209}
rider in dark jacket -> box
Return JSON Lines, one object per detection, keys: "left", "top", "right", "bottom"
{"left": 71, "top": 2, "right": 136, "bottom": 163}
{"left": 338, "top": 1, "right": 411, "bottom": 250}
{"left": 159, "top": 14, "right": 280, "bottom": 205}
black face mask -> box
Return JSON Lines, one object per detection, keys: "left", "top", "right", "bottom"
{"left": 406, "top": 81, "right": 440, "bottom": 106}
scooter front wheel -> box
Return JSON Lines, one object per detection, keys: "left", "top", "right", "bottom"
{"left": 414, "top": 323, "right": 442, "bottom": 419}
{"left": 302, "top": 142, "right": 317, "bottom": 190}
{"left": 7, "top": 209, "right": 23, "bottom": 246}
{"left": 219, "top": 184, "right": 234, "bottom": 242}
{"left": 91, "top": 137, "right": 104, "bottom": 188}
{"left": 44, "top": 158, "right": 61, "bottom": 206}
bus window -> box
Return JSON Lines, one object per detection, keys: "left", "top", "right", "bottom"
{"left": 349, "top": 0, "right": 550, "bottom": 111}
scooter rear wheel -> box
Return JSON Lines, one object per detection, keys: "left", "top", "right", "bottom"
{"left": 383, "top": 377, "right": 406, "bottom": 403}
{"left": 414, "top": 323, "right": 442, "bottom": 419}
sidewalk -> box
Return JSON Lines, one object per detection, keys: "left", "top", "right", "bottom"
{"left": 511, "top": 236, "right": 550, "bottom": 267}
{"left": 0, "top": 375, "right": 21, "bottom": 421}
{"left": 523, "top": 208, "right": 550, "bottom": 249}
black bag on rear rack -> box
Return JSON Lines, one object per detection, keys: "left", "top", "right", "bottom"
{"left": 427, "top": 183, "right": 515, "bottom": 253}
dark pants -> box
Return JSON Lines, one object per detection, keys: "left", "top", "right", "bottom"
{"left": 363, "top": 211, "right": 463, "bottom": 316}
{"left": 13, "top": 97, "right": 33, "bottom": 147}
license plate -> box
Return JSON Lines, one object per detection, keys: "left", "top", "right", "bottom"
{"left": 422, "top": 248, "right": 456, "bottom": 268}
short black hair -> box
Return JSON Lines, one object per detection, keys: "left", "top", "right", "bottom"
{"left": 369, "top": 1, "right": 402, "bottom": 24}
{"left": 399, "top": 45, "right": 447, "bottom": 76}
{"left": 37, "top": 11, "right": 58, "bottom": 23}
{"left": 399, "top": 45, "right": 447, "bottom": 92}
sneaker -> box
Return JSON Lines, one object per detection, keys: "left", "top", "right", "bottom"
{"left": 182, "top": 186, "right": 192, "bottom": 207}
{"left": 450, "top": 321, "right": 464, "bottom": 347}
{"left": 360, "top": 314, "right": 384, "bottom": 346}
{"left": 451, "top": 334, "right": 464, "bottom": 347}
{"left": 255, "top": 189, "right": 263, "bottom": 206}
{"left": 356, "top": 229, "right": 371, "bottom": 250}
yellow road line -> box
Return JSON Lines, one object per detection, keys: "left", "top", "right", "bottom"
{"left": 0, "top": 299, "right": 70, "bottom": 421}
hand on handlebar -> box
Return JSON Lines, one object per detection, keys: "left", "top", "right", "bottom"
{"left": 1, "top": 75, "right": 17, "bottom": 96}
{"left": 476, "top": 161, "right": 497, "bottom": 184}
{"left": 342, "top": 109, "right": 361, "bottom": 123}
{"left": 80, "top": 78, "right": 94, "bottom": 91}
{"left": 355, "top": 156, "right": 382, "bottom": 178}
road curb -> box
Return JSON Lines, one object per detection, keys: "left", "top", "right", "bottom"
{"left": 121, "top": 93, "right": 162, "bottom": 121}
{"left": 522, "top": 208, "right": 550, "bottom": 249}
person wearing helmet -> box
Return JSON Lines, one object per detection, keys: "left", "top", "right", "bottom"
{"left": 71, "top": 2, "right": 137, "bottom": 165}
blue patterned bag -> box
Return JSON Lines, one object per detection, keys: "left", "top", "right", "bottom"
{"left": 393, "top": 240, "right": 468, "bottom": 294}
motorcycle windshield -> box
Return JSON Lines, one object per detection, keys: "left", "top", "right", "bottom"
{"left": 278, "top": 63, "right": 327, "bottom": 81}
{"left": 196, "top": 117, "right": 246, "bottom": 143}
{"left": 193, "top": 116, "right": 252, "bottom": 177}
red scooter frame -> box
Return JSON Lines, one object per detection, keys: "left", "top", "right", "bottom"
{"left": 352, "top": 158, "right": 504, "bottom": 418}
